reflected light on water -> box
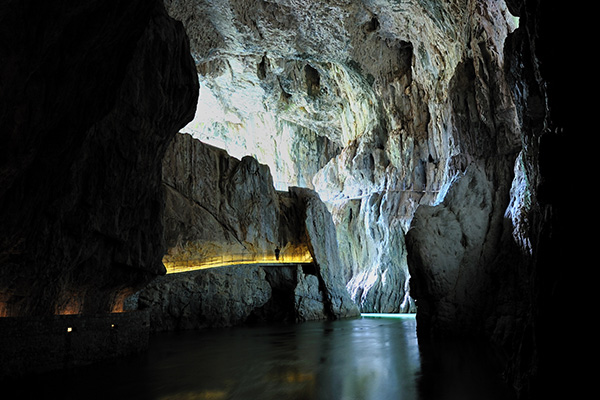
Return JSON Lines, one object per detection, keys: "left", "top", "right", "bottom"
{"left": 6, "top": 314, "right": 516, "bottom": 400}
{"left": 158, "top": 390, "right": 228, "bottom": 400}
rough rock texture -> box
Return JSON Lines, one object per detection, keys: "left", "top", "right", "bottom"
{"left": 407, "top": 1, "right": 579, "bottom": 398}
{"left": 407, "top": 164, "right": 496, "bottom": 337}
{"left": 140, "top": 132, "right": 358, "bottom": 329}
{"left": 161, "top": 0, "right": 575, "bottom": 396}
{"left": 0, "top": 0, "right": 577, "bottom": 396}
{"left": 0, "top": 0, "right": 198, "bottom": 316}
{"left": 499, "top": 2, "right": 580, "bottom": 398}
{"left": 162, "top": 132, "right": 282, "bottom": 263}
{"left": 296, "top": 186, "right": 362, "bottom": 319}
{"left": 334, "top": 192, "right": 415, "bottom": 313}
{"left": 164, "top": 0, "right": 499, "bottom": 313}
{"left": 135, "top": 266, "right": 271, "bottom": 331}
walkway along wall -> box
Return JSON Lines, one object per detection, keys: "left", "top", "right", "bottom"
{"left": 132, "top": 133, "right": 358, "bottom": 330}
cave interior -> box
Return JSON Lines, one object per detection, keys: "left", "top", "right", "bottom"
{"left": 0, "top": 0, "right": 582, "bottom": 398}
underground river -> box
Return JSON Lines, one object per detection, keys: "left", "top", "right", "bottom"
{"left": 7, "top": 314, "right": 516, "bottom": 399}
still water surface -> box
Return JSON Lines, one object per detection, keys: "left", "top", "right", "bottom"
{"left": 10, "top": 314, "right": 515, "bottom": 399}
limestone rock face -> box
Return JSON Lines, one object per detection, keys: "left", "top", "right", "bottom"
{"left": 162, "top": 132, "right": 281, "bottom": 261}
{"left": 143, "top": 132, "right": 358, "bottom": 329}
{"left": 335, "top": 193, "right": 415, "bottom": 313}
{"left": 161, "top": 0, "right": 521, "bottom": 315}
{"left": 160, "top": 1, "right": 562, "bottom": 394}
{"left": 406, "top": 164, "right": 494, "bottom": 336}
{"left": 291, "top": 186, "right": 359, "bottom": 319}
{"left": 0, "top": 0, "right": 198, "bottom": 316}
{"left": 136, "top": 266, "right": 271, "bottom": 331}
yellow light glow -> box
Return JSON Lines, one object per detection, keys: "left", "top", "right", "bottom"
{"left": 67, "top": 327, "right": 73, "bottom": 333}
{"left": 56, "top": 295, "right": 83, "bottom": 315}
{"left": 163, "top": 248, "right": 314, "bottom": 274}
{"left": 159, "top": 390, "right": 227, "bottom": 400}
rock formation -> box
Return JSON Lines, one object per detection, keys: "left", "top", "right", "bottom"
{"left": 159, "top": 0, "right": 575, "bottom": 396}
{"left": 406, "top": 164, "right": 496, "bottom": 337}
{"left": 0, "top": 0, "right": 577, "bottom": 396}
{"left": 131, "top": 132, "right": 358, "bottom": 330}
{"left": 0, "top": 0, "right": 198, "bottom": 317}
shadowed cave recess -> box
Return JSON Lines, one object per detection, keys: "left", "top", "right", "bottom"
{"left": 0, "top": 0, "right": 580, "bottom": 399}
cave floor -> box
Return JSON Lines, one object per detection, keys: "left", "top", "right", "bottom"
{"left": 6, "top": 315, "right": 516, "bottom": 399}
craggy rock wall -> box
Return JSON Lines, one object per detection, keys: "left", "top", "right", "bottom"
{"left": 407, "top": 1, "right": 578, "bottom": 398}
{"left": 162, "top": 132, "right": 283, "bottom": 263}
{"left": 0, "top": 0, "right": 198, "bottom": 317}
{"left": 161, "top": 0, "right": 573, "bottom": 396}
{"left": 500, "top": 2, "right": 578, "bottom": 398}
{"left": 162, "top": 0, "right": 521, "bottom": 314}
{"left": 135, "top": 132, "right": 358, "bottom": 330}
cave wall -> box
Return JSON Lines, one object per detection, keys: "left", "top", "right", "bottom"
{"left": 405, "top": 0, "right": 523, "bottom": 339}
{"left": 0, "top": 0, "right": 578, "bottom": 395}
{"left": 135, "top": 132, "right": 358, "bottom": 330}
{"left": 163, "top": 0, "right": 502, "bottom": 313}
{"left": 159, "top": 0, "right": 576, "bottom": 396}
{"left": 407, "top": 0, "right": 579, "bottom": 398}
{"left": 0, "top": 0, "right": 198, "bottom": 317}
{"left": 501, "top": 1, "right": 579, "bottom": 398}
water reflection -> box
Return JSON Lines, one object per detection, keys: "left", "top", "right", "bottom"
{"left": 141, "top": 316, "right": 421, "bottom": 400}
{"left": 6, "top": 315, "right": 515, "bottom": 399}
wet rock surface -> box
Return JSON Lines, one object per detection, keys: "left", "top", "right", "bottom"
{"left": 135, "top": 266, "right": 271, "bottom": 331}
{"left": 406, "top": 164, "right": 495, "bottom": 337}
{"left": 0, "top": 0, "right": 575, "bottom": 396}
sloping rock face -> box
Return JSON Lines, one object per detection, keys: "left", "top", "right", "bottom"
{"left": 135, "top": 133, "right": 358, "bottom": 330}
{"left": 297, "top": 186, "right": 362, "bottom": 319}
{"left": 162, "top": 132, "right": 282, "bottom": 263}
{"left": 407, "top": 1, "right": 578, "bottom": 397}
{"left": 0, "top": 0, "right": 198, "bottom": 317}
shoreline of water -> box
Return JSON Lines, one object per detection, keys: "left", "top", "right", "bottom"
{"left": 361, "top": 313, "right": 416, "bottom": 319}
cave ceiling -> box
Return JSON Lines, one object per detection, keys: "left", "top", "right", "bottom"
{"left": 164, "top": 0, "right": 518, "bottom": 199}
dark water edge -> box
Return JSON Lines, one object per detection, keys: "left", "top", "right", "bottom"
{"left": 5, "top": 314, "right": 516, "bottom": 399}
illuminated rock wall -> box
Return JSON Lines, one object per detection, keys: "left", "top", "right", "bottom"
{"left": 160, "top": 1, "right": 572, "bottom": 395}
{"left": 138, "top": 132, "right": 358, "bottom": 329}
{"left": 161, "top": 0, "right": 521, "bottom": 315}
{"left": 161, "top": 132, "right": 303, "bottom": 265}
